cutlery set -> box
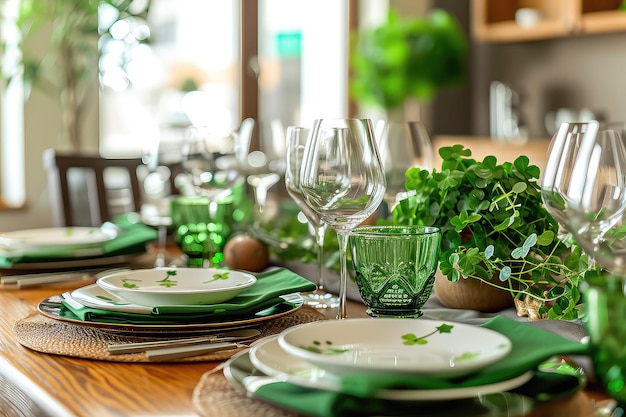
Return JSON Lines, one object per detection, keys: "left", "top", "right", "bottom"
{"left": 107, "top": 328, "right": 260, "bottom": 361}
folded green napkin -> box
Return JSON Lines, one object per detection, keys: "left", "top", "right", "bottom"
{"left": 0, "top": 215, "right": 156, "bottom": 266}
{"left": 61, "top": 268, "right": 316, "bottom": 324}
{"left": 252, "top": 316, "right": 590, "bottom": 417}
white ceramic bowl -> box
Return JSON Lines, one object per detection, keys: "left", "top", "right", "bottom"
{"left": 96, "top": 267, "right": 256, "bottom": 306}
{"left": 278, "top": 318, "right": 511, "bottom": 377}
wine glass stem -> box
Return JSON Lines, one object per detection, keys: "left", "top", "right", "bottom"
{"left": 252, "top": 185, "right": 268, "bottom": 225}
{"left": 154, "top": 224, "right": 167, "bottom": 267}
{"left": 314, "top": 224, "right": 328, "bottom": 291}
{"left": 336, "top": 231, "right": 350, "bottom": 319}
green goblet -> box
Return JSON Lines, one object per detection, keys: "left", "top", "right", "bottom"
{"left": 170, "top": 196, "right": 232, "bottom": 268}
{"left": 350, "top": 225, "right": 441, "bottom": 318}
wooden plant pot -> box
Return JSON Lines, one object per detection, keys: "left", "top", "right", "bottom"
{"left": 434, "top": 271, "right": 514, "bottom": 313}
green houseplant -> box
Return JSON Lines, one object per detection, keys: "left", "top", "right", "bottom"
{"left": 390, "top": 145, "right": 597, "bottom": 320}
{"left": 349, "top": 8, "right": 467, "bottom": 114}
{"left": 1, "top": 0, "right": 151, "bottom": 150}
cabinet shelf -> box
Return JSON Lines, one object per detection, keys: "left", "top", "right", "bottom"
{"left": 473, "top": 0, "right": 626, "bottom": 43}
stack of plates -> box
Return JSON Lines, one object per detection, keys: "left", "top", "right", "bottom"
{"left": 0, "top": 221, "right": 156, "bottom": 273}
{"left": 37, "top": 267, "right": 310, "bottom": 335}
{"left": 236, "top": 319, "right": 527, "bottom": 401}
{"left": 222, "top": 317, "right": 587, "bottom": 416}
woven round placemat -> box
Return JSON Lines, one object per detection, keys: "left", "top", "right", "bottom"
{"left": 192, "top": 366, "right": 300, "bottom": 417}
{"left": 13, "top": 306, "right": 326, "bottom": 363}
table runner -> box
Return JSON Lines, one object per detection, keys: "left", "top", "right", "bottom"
{"left": 13, "top": 306, "right": 326, "bottom": 363}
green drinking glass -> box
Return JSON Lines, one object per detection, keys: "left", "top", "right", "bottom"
{"left": 584, "top": 273, "right": 626, "bottom": 406}
{"left": 350, "top": 225, "right": 441, "bottom": 318}
{"left": 170, "top": 196, "right": 233, "bottom": 268}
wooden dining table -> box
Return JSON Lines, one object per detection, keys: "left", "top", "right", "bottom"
{"left": 0, "top": 269, "right": 611, "bottom": 417}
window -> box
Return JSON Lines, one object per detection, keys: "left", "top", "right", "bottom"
{"left": 99, "top": 0, "right": 352, "bottom": 158}
{"left": 0, "top": 0, "right": 25, "bottom": 208}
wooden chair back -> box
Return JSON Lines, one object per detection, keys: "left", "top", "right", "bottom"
{"left": 43, "top": 148, "right": 144, "bottom": 226}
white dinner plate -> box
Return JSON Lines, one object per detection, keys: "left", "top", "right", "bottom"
{"left": 243, "top": 336, "right": 533, "bottom": 401}
{"left": 97, "top": 267, "right": 256, "bottom": 306}
{"left": 0, "top": 226, "right": 116, "bottom": 249}
{"left": 278, "top": 318, "right": 512, "bottom": 378}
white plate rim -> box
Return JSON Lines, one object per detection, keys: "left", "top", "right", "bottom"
{"left": 96, "top": 267, "right": 257, "bottom": 295}
{"left": 0, "top": 226, "right": 116, "bottom": 249}
{"left": 241, "top": 336, "right": 534, "bottom": 401}
{"left": 277, "top": 318, "right": 512, "bottom": 377}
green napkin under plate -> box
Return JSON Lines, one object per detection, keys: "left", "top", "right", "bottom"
{"left": 0, "top": 215, "right": 156, "bottom": 266}
{"left": 251, "top": 316, "right": 590, "bottom": 417}
{"left": 61, "top": 268, "right": 316, "bottom": 324}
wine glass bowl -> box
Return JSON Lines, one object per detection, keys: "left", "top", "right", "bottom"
{"left": 240, "top": 119, "right": 286, "bottom": 223}
{"left": 542, "top": 121, "right": 626, "bottom": 251}
{"left": 180, "top": 126, "right": 240, "bottom": 202}
{"left": 375, "top": 120, "right": 434, "bottom": 213}
{"left": 300, "top": 118, "right": 386, "bottom": 319}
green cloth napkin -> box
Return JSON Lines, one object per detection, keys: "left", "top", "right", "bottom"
{"left": 61, "top": 268, "right": 316, "bottom": 324}
{"left": 252, "top": 316, "right": 590, "bottom": 417}
{"left": 0, "top": 215, "right": 156, "bottom": 266}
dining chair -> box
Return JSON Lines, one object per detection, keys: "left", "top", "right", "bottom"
{"left": 43, "top": 148, "right": 145, "bottom": 227}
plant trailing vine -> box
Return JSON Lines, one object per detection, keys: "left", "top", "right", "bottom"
{"left": 390, "top": 145, "right": 599, "bottom": 320}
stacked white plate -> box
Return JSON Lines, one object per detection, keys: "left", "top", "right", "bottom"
{"left": 245, "top": 318, "right": 530, "bottom": 401}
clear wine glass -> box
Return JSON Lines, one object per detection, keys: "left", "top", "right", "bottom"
{"left": 240, "top": 119, "right": 286, "bottom": 225}
{"left": 300, "top": 118, "right": 386, "bottom": 319}
{"left": 180, "top": 125, "right": 241, "bottom": 202}
{"left": 542, "top": 121, "right": 626, "bottom": 254}
{"left": 375, "top": 120, "right": 434, "bottom": 215}
{"left": 141, "top": 137, "right": 176, "bottom": 267}
{"left": 542, "top": 120, "right": 626, "bottom": 407}
{"left": 285, "top": 126, "right": 340, "bottom": 309}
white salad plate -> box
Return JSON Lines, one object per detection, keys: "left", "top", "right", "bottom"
{"left": 96, "top": 267, "right": 256, "bottom": 306}
{"left": 245, "top": 336, "right": 532, "bottom": 401}
{"left": 0, "top": 226, "right": 116, "bottom": 249}
{"left": 277, "top": 318, "right": 512, "bottom": 378}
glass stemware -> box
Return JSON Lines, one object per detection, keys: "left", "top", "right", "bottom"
{"left": 542, "top": 120, "right": 626, "bottom": 406}
{"left": 240, "top": 119, "right": 286, "bottom": 225}
{"left": 285, "top": 126, "right": 340, "bottom": 309}
{"left": 542, "top": 121, "right": 626, "bottom": 256}
{"left": 141, "top": 137, "right": 177, "bottom": 267}
{"left": 375, "top": 120, "right": 434, "bottom": 215}
{"left": 300, "top": 118, "right": 386, "bottom": 319}
{"left": 180, "top": 126, "right": 241, "bottom": 202}
{"left": 176, "top": 126, "right": 239, "bottom": 267}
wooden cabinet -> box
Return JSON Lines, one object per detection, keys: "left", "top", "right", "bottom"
{"left": 472, "top": 0, "right": 626, "bottom": 43}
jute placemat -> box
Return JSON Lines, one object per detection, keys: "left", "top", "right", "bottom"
{"left": 192, "top": 366, "right": 300, "bottom": 417}
{"left": 13, "top": 306, "right": 326, "bottom": 363}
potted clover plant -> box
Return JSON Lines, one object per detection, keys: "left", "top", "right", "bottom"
{"left": 390, "top": 145, "right": 597, "bottom": 320}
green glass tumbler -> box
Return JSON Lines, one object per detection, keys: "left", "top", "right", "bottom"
{"left": 350, "top": 225, "right": 441, "bottom": 318}
{"left": 584, "top": 273, "right": 626, "bottom": 405}
{"left": 170, "top": 196, "right": 233, "bottom": 268}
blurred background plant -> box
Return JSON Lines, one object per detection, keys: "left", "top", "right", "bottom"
{"left": 349, "top": 8, "right": 468, "bottom": 113}
{"left": 0, "top": 0, "right": 152, "bottom": 150}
